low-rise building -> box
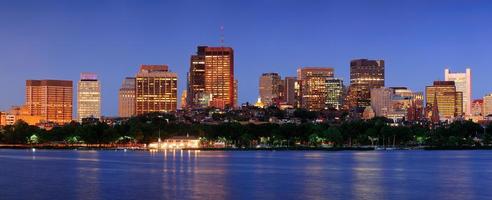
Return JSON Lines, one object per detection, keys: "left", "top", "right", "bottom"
{"left": 148, "top": 135, "right": 200, "bottom": 149}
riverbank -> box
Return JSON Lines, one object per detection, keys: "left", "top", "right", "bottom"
{"left": 0, "top": 144, "right": 146, "bottom": 151}
{"left": 0, "top": 144, "right": 375, "bottom": 151}
{"left": 2, "top": 144, "right": 491, "bottom": 151}
{"left": 424, "top": 146, "right": 492, "bottom": 150}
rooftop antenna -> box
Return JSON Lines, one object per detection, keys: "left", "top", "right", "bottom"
{"left": 220, "top": 25, "right": 225, "bottom": 46}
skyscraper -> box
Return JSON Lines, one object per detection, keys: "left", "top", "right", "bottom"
{"left": 326, "top": 78, "right": 344, "bottom": 110}
{"left": 135, "top": 65, "right": 177, "bottom": 115}
{"left": 296, "top": 67, "right": 334, "bottom": 111}
{"left": 77, "top": 73, "right": 101, "bottom": 122}
{"left": 118, "top": 77, "right": 136, "bottom": 118}
{"left": 425, "top": 81, "right": 463, "bottom": 120}
{"left": 283, "top": 77, "right": 297, "bottom": 106}
{"left": 26, "top": 80, "right": 73, "bottom": 124}
{"left": 259, "top": 73, "right": 282, "bottom": 106}
{"left": 187, "top": 46, "right": 235, "bottom": 109}
{"left": 345, "top": 59, "right": 385, "bottom": 109}
{"left": 444, "top": 68, "right": 471, "bottom": 116}
{"left": 187, "top": 47, "right": 206, "bottom": 109}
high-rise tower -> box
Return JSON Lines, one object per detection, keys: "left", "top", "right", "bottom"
{"left": 444, "top": 68, "right": 471, "bottom": 116}
{"left": 345, "top": 59, "right": 385, "bottom": 109}
{"left": 26, "top": 80, "right": 73, "bottom": 124}
{"left": 135, "top": 65, "right": 177, "bottom": 115}
{"left": 425, "top": 81, "right": 463, "bottom": 120}
{"left": 296, "top": 67, "right": 335, "bottom": 111}
{"left": 187, "top": 46, "right": 235, "bottom": 109}
{"left": 118, "top": 77, "right": 136, "bottom": 118}
{"left": 77, "top": 73, "right": 101, "bottom": 121}
{"left": 259, "top": 73, "right": 282, "bottom": 106}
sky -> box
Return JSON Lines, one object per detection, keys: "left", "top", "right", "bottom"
{"left": 0, "top": 0, "right": 491, "bottom": 116}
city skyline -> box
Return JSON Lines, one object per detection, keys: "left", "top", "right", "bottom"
{"left": 1, "top": 1, "right": 492, "bottom": 116}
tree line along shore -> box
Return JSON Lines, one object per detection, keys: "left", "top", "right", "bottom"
{"left": 1, "top": 112, "right": 491, "bottom": 150}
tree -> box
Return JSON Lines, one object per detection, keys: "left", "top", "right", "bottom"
{"left": 322, "top": 127, "right": 343, "bottom": 147}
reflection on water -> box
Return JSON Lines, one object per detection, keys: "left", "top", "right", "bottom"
{"left": 76, "top": 151, "right": 100, "bottom": 200}
{"left": 0, "top": 150, "right": 492, "bottom": 200}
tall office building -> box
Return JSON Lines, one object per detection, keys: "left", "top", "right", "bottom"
{"left": 135, "top": 65, "right": 177, "bottom": 115}
{"left": 283, "top": 77, "right": 297, "bottom": 106}
{"left": 326, "top": 78, "right": 344, "bottom": 110}
{"left": 259, "top": 73, "right": 282, "bottom": 106}
{"left": 370, "top": 87, "right": 394, "bottom": 117}
{"left": 118, "top": 77, "right": 136, "bottom": 118}
{"left": 77, "top": 73, "right": 101, "bottom": 122}
{"left": 187, "top": 48, "right": 206, "bottom": 109}
{"left": 425, "top": 81, "right": 463, "bottom": 120}
{"left": 187, "top": 46, "right": 235, "bottom": 109}
{"left": 445, "top": 68, "right": 471, "bottom": 116}
{"left": 345, "top": 59, "right": 385, "bottom": 109}
{"left": 26, "top": 80, "right": 73, "bottom": 124}
{"left": 296, "top": 67, "right": 334, "bottom": 111}
{"left": 483, "top": 94, "right": 492, "bottom": 116}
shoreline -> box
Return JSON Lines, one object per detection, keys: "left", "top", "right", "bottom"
{"left": 1, "top": 144, "right": 492, "bottom": 151}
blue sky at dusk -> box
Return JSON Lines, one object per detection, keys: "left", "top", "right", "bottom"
{"left": 0, "top": 0, "right": 491, "bottom": 116}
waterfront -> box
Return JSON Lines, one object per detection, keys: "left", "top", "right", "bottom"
{"left": 0, "top": 150, "right": 491, "bottom": 200}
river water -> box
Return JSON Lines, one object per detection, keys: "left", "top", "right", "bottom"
{"left": 0, "top": 149, "right": 491, "bottom": 200}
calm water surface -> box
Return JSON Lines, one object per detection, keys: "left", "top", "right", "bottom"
{"left": 0, "top": 149, "right": 491, "bottom": 200}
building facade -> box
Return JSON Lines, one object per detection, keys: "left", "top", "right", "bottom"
{"left": 77, "top": 73, "right": 101, "bottom": 121}
{"left": 296, "top": 67, "right": 334, "bottom": 111}
{"left": 471, "top": 99, "right": 484, "bottom": 117}
{"left": 370, "top": 87, "right": 394, "bottom": 117}
{"left": 118, "top": 77, "right": 136, "bottom": 118}
{"left": 0, "top": 106, "right": 44, "bottom": 126}
{"left": 445, "top": 68, "right": 471, "bottom": 116}
{"left": 26, "top": 80, "right": 73, "bottom": 124}
{"left": 187, "top": 46, "right": 236, "bottom": 109}
{"left": 370, "top": 87, "right": 423, "bottom": 121}
{"left": 326, "top": 78, "right": 344, "bottom": 109}
{"left": 180, "top": 90, "right": 188, "bottom": 109}
{"left": 425, "top": 81, "right": 463, "bottom": 120}
{"left": 187, "top": 47, "right": 206, "bottom": 109}
{"left": 283, "top": 77, "right": 297, "bottom": 106}
{"left": 135, "top": 65, "right": 177, "bottom": 115}
{"left": 259, "top": 73, "right": 282, "bottom": 106}
{"left": 345, "top": 59, "right": 385, "bottom": 109}
{"left": 483, "top": 94, "right": 492, "bottom": 117}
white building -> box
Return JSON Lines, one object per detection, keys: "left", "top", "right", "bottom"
{"left": 445, "top": 68, "right": 471, "bottom": 116}
{"left": 77, "top": 73, "right": 101, "bottom": 122}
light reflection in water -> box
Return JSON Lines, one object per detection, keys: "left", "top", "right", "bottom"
{"left": 351, "top": 152, "right": 384, "bottom": 200}
{"left": 76, "top": 151, "right": 101, "bottom": 200}
{"left": 0, "top": 150, "right": 490, "bottom": 200}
